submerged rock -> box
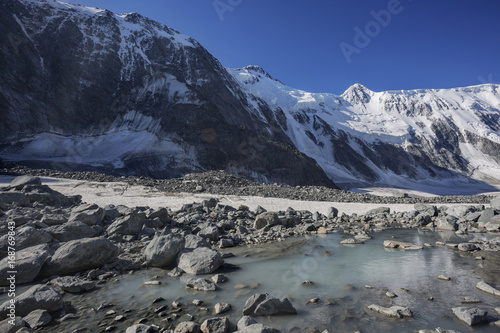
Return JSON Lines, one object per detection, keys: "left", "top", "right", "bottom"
{"left": 476, "top": 281, "right": 500, "bottom": 296}
{"left": 383, "top": 240, "right": 423, "bottom": 250}
{"left": 186, "top": 278, "right": 217, "bottom": 291}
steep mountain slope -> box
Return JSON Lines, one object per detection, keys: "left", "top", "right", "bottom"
{"left": 0, "top": 0, "right": 335, "bottom": 187}
{"left": 231, "top": 66, "right": 500, "bottom": 187}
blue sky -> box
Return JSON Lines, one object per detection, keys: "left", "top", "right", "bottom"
{"left": 64, "top": 0, "right": 500, "bottom": 94}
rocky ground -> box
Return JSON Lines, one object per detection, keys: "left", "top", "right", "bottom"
{"left": 0, "top": 173, "right": 500, "bottom": 332}
{"left": 1, "top": 165, "right": 494, "bottom": 204}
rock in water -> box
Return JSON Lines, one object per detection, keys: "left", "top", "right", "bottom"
{"left": 174, "top": 321, "right": 200, "bottom": 333}
{"left": 143, "top": 234, "right": 185, "bottom": 267}
{"left": 0, "top": 285, "right": 62, "bottom": 319}
{"left": 0, "top": 244, "right": 49, "bottom": 286}
{"left": 235, "top": 324, "right": 281, "bottom": 333}
{"left": 41, "top": 238, "right": 119, "bottom": 276}
{"left": 177, "top": 247, "right": 224, "bottom": 275}
{"left": 125, "top": 324, "right": 153, "bottom": 333}
{"left": 451, "top": 307, "right": 488, "bottom": 326}
{"left": 242, "top": 293, "right": 297, "bottom": 316}
{"left": 367, "top": 304, "right": 413, "bottom": 318}
{"left": 383, "top": 240, "right": 423, "bottom": 250}
{"left": 476, "top": 281, "right": 500, "bottom": 296}
{"left": 185, "top": 278, "right": 217, "bottom": 291}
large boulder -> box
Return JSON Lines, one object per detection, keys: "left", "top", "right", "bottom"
{"left": 446, "top": 205, "right": 476, "bottom": 218}
{"left": 7, "top": 176, "right": 41, "bottom": 190}
{"left": 68, "top": 204, "right": 105, "bottom": 226}
{"left": 22, "top": 309, "right": 52, "bottom": 329}
{"left": 0, "top": 244, "right": 49, "bottom": 286}
{"left": 242, "top": 293, "right": 297, "bottom": 316}
{"left": 253, "top": 212, "right": 279, "bottom": 230}
{"left": 177, "top": 247, "right": 224, "bottom": 275}
{"left": 21, "top": 184, "right": 79, "bottom": 206}
{"left": 45, "top": 221, "right": 97, "bottom": 242}
{"left": 414, "top": 203, "right": 437, "bottom": 217}
{"left": 143, "top": 234, "right": 185, "bottom": 267}
{"left": 106, "top": 213, "right": 146, "bottom": 239}
{"left": 436, "top": 216, "right": 458, "bottom": 231}
{"left": 490, "top": 196, "right": 500, "bottom": 210}
{"left": 451, "top": 307, "right": 488, "bottom": 326}
{"left": 0, "top": 285, "right": 63, "bottom": 319}
{"left": 41, "top": 238, "right": 119, "bottom": 276}
{"left": 0, "top": 226, "right": 52, "bottom": 253}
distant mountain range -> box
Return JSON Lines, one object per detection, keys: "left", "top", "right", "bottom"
{"left": 2, "top": 0, "right": 500, "bottom": 191}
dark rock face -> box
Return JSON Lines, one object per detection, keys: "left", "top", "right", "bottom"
{"left": 0, "top": 0, "right": 336, "bottom": 188}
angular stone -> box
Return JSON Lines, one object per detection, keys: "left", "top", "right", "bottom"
{"left": 0, "top": 285, "right": 62, "bottom": 319}
{"left": 8, "top": 176, "right": 41, "bottom": 190}
{"left": 476, "top": 281, "right": 500, "bottom": 296}
{"left": 0, "top": 316, "right": 27, "bottom": 333}
{"left": 0, "top": 192, "right": 30, "bottom": 206}
{"left": 46, "top": 221, "right": 97, "bottom": 242}
{"left": 68, "top": 204, "right": 105, "bottom": 226}
{"left": 253, "top": 212, "right": 279, "bottom": 230}
{"left": 340, "top": 238, "right": 364, "bottom": 245}
{"left": 243, "top": 293, "right": 297, "bottom": 316}
{"left": 458, "top": 243, "right": 479, "bottom": 252}
{"left": 0, "top": 244, "right": 49, "bottom": 286}
{"left": 235, "top": 324, "right": 281, "bottom": 333}
{"left": 0, "top": 226, "right": 52, "bottom": 252}
{"left": 175, "top": 321, "right": 200, "bottom": 333}
{"left": 237, "top": 316, "right": 257, "bottom": 330}
{"left": 436, "top": 216, "right": 458, "bottom": 231}
{"left": 125, "top": 324, "right": 153, "bottom": 333}
{"left": 51, "top": 276, "right": 96, "bottom": 293}
{"left": 451, "top": 307, "right": 488, "bottom": 326}
{"left": 41, "top": 238, "right": 119, "bottom": 276}
{"left": 185, "top": 234, "right": 212, "bottom": 249}
{"left": 143, "top": 233, "right": 185, "bottom": 267}
{"left": 367, "top": 304, "right": 413, "bottom": 318}
{"left": 22, "top": 309, "right": 51, "bottom": 329}
{"left": 177, "top": 247, "right": 224, "bottom": 275}
{"left": 198, "top": 225, "right": 219, "bottom": 241}
{"left": 186, "top": 278, "right": 217, "bottom": 291}
{"left": 200, "top": 316, "right": 229, "bottom": 333}
{"left": 214, "top": 302, "right": 231, "bottom": 314}
{"left": 107, "top": 213, "right": 146, "bottom": 238}
{"left": 383, "top": 240, "right": 423, "bottom": 250}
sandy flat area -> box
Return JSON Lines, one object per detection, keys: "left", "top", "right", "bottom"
{"left": 2, "top": 175, "right": 491, "bottom": 215}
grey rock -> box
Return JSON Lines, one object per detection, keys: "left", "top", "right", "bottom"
{"left": 177, "top": 247, "right": 224, "bottom": 275}
{"left": 51, "top": 276, "right": 96, "bottom": 293}
{"left": 476, "top": 281, "right": 500, "bottom": 296}
{"left": 8, "top": 176, "right": 41, "bottom": 190}
{"left": 418, "top": 329, "right": 462, "bottom": 333}
{"left": 340, "top": 238, "right": 364, "bottom": 245}
{"left": 46, "top": 221, "right": 97, "bottom": 242}
{"left": 0, "top": 316, "right": 27, "bottom": 333}
{"left": 200, "top": 316, "right": 229, "bottom": 333}
{"left": 219, "top": 238, "right": 235, "bottom": 248}
{"left": 41, "top": 238, "right": 119, "bottom": 276}
{"left": 367, "top": 304, "right": 413, "bottom": 318}
{"left": 198, "top": 225, "right": 219, "bottom": 241}
{"left": 446, "top": 205, "right": 475, "bottom": 218}
{"left": 143, "top": 234, "right": 185, "bottom": 267}
{"left": 146, "top": 207, "right": 171, "bottom": 223}
{"left": 366, "top": 207, "right": 390, "bottom": 215}
{"left": 0, "top": 285, "right": 62, "bottom": 319}
{"left": 40, "top": 214, "right": 67, "bottom": 226}
{"left": 1, "top": 226, "right": 52, "bottom": 251}
{"left": 186, "top": 278, "right": 217, "bottom": 291}
{"left": 214, "top": 302, "right": 231, "bottom": 314}
{"left": 383, "top": 240, "right": 423, "bottom": 250}
{"left": 23, "top": 309, "right": 51, "bottom": 329}
{"left": 184, "top": 234, "right": 212, "bottom": 249}
{"left": 168, "top": 267, "right": 184, "bottom": 277}
{"left": 175, "top": 321, "right": 200, "bottom": 333}
{"left": 327, "top": 207, "right": 338, "bottom": 219}
{"left": 107, "top": 213, "right": 146, "bottom": 238}
{"left": 242, "top": 293, "right": 297, "bottom": 316}
{"left": 0, "top": 192, "right": 30, "bottom": 206}
{"left": 68, "top": 204, "right": 105, "bottom": 226}
{"left": 436, "top": 216, "right": 458, "bottom": 231}
{"left": 126, "top": 324, "right": 153, "bottom": 333}
{"left": 253, "top": 212, "right": 279, "bottom": 230}
{"left": 451, "top": 307, "right": 488, "bottom": 326}
{"left": 237, "top": 316, "right": 257, "bottom": 330}
{"left": 458, "top": 243, "right": 479, "bottom": 252}
{"left": 211, "top": 274, "right": 227, "bottom": 284}
{"left": 414, "top": 203, "right": 437, "bottom": 217}
{"left": 0, "top": 244, "right": 49, "bottom": 286}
